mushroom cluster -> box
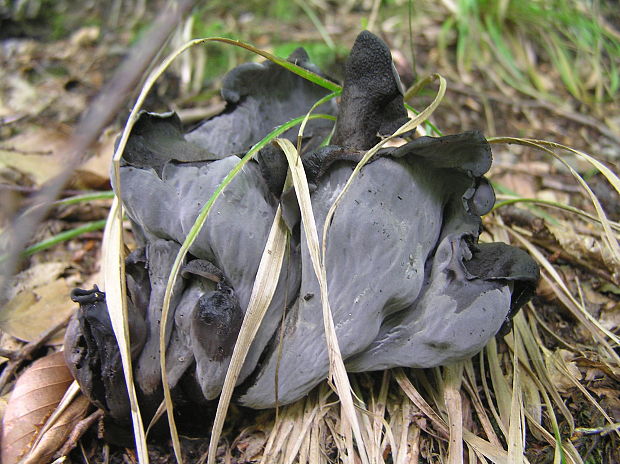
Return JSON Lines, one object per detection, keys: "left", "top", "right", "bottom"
{"left": 64, "top": 31, "right": 539, "bottom": 419}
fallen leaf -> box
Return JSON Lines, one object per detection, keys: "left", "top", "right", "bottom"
{"left": 547, "top": 220, "right": 615, "bottom": 272}
{"left": 0, "top": 332, "right": 22, "bottom": 365}
{"left": 0, "top": 263, "right": 76, "bottom": 344}
{"left": 0, "top": 393, "right": 8, "bottom": 424}
{"left": 0, "top": 74, "right": 55, "bottom": 119}
{"left": 1, "top": 352, "right": 88, "bottom": 464}
{"left": 546, "top": 349, "right": 582, "bottom": 393}
{"left": 20, "top": 394, "right": 90, "bottom": 464}
{"left": 73, "top": 127, "right": 113, "bottom": 189}
{"left": 494, "top": 171, "right": 539, "bottom": 198}
{"left": 0, "top": 125, "right": 111, "bottom": 190}
{"left": 0, "top": 127, "right": 69, "bottom": 185}
{"left": 6, "top": 262, "right": 67, "bottom": 298}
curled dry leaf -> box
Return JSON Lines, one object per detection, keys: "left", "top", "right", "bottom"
{"left": 0, "top": 126, "right": 110, "bottom": 190}
{"left": 0, "top": 263, "right": 76, "bottom": 344}
{"left": 1, "top": 351, "right": 89, "bottom": 464}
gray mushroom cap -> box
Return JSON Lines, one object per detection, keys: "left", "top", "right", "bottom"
{"left": 65, "top": 30, "right": 539, "bottom": 416}
{"left": 237, "top": 131, "right": 513, "bottom": 408}
{"left": 186, "top": 47, "right": 336, "bottom": 156}
{"left": 118, "top": 137, "right": 301, "bottom": 397}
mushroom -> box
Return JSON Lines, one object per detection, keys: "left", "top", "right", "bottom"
{"left": 64, "top": 31, "right": 539, "bottom": 416}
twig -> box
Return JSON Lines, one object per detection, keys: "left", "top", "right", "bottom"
{"left": 0, "top": 312, "right": 73, "bottom": 393}
{"left": 0, "top": 347, "right": 18, "bottom": 360}
{"left": 447, "top": 83, "right": 620, "bottom": 146}
{"left": 528, "top": 237, "right": 617, "bottom": 285}
{"left": 56, "top": 409, "right": 105, "bottom": 458}
{"left": 0, "top": 0, "right": 196, "bottom": 304}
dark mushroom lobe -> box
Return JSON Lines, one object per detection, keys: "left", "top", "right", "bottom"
{"left": 120, "top": 112, "right": 224, "bottom": 176}
{"left": 163, "top": 260, "right": 223, "bottom": 390}
{"left": 191, "top": 284, "right": 243, "bottom": 399}
{"left": 464, "top": 242, "right": 540, "bottom": 334}
{"left": 64, "top": 287, "right": 145, "bottom": 420}
{"left": 118, "top": 112, "right": 302, "bottom": 392}
{"left": 239, "top": 155, "right": 445, "bottom": 408}
{"left": 186, "top": 48, "right": 336, "bottom": 157}
{"left": 181, "top": 258, "right": 224, "bottom": 283}
{"left": 332, "top": 30, "right": 410, "bottom": 150}
{"left": 64, "top": 31, "right": 541, "bottom": 417}
{"left": 346, "top": 240, "right": 539, "bottom": 371}
{"left": 135, "top": 239, "right": 185, "bottom": 398}
{"left": 125, "top": 248, "right": 150, "bottom": 334}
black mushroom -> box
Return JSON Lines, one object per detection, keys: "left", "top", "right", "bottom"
{"left": 64, "top": 31, "right": 539, "bottom": 417}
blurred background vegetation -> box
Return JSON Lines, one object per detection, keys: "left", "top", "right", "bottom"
{"left": 2, "top": 0, "right": 618, "bottom": 129}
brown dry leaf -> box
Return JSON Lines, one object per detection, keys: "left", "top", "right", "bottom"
{"left": 0, "top": 351, "right": 86, "bottom": 464}
{"left": 0, "top": 393, "right": 8, "bottom": 424}
{"left": 0, "top": 263, "right": 76, "bottom": 344}
{"left": 0, "top": 127, "right": 69, "bottom": 185}
{"left": 537, "top": 189, "right": 570, "bottom": 205}
{"left": 0, "top": 125, "right": 109, "bottom": 189}
{"left": 0, "top": 73, "right": 56, "bottom": 119}
{"left": 493, "top": 171, "right": 539, "bottom": 198}
{"left": 74, "top": 128, "right": 114, "bottom": 189}
{"left": 589, "top": 387, "right": 620, "bottom": 421}
{"left": 21, "top": 394, "right": 90, "bottom": 464}
{"left": 547, "top": 222, "right": 601, "bottom": 259}
{"left": 546, "top": 349, "right": 583, "bottom": 393}
{"left": 7, "top": 262, "right": 67, "bottom": 297}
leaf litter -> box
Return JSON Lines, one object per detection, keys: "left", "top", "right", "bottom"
{"left": 0, "top": 2, "right": 619, "bottom": 463}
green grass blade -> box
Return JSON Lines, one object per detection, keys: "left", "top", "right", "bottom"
{"left": 0, "top": 219, "right": 107, "bottom": 263}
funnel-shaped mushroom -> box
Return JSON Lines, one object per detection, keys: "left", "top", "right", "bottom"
{"left": 64, "top": 31, "right": 539, "bottom": 417}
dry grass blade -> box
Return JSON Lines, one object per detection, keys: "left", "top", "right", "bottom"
{"left": 461, "top": 431, "right": 509, "bottom": 463}
{"left": 101, "top": 197, "right": 149, "bottom": 463}
{"left": 275, "top": 137, "right": 369, "bottom": 464}
{"left": 207, "top": 207, "right": 288, "bottom": 464}
{"left": 369, "top": 372, "right": 390, "bottom": 462}
{"left": 493, "top": 196, "right": 620, "bottom": 232}
{"left": 283, "top": 401, "right": 317, "bottom": 464}
{"left": 522, "top": 139, "right": 620, "bottom": 195}
{"left": 395, "top": 399, "right": 414, "bottom": 463}
{"left": 503, "top": 225, "right": 620, "bottom": 352}
{"left": 486, "top": 338, "right": 511, "bottom": 436}
{"left": 507, "top": 332, "right": 525, "bottom": 464}
{"left": 393, "top": 368, "right": 449, "bottom": 438}
{"left": 488, "top": 137, "right": 620, "bottom": 265}
{"left": 444, "top": 363, "right": 464, "bottom": 464}
{"left": 511, "top": 312, "right": 575, "bottom": 436}
{"left": 145, "top": 401, "right": 166, "bottom": 437}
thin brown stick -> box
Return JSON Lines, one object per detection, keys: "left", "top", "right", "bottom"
{"left": 0, "top": 312, "right": 73, "bottom": 393}
{"left": 447, "top": 83, "right": 620, "bottom": 145}
{"left": 0, "top": 0, "right": 196, "bottom": 303}
{"left": 56, "top": 409, "right": 105, "bottom": 458}
{"left": 527, "top": 237, "right": 616, "bottom": 284}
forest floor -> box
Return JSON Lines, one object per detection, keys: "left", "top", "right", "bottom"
{"left": 0, "top": 1, "right": 619, "bottom": 463}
